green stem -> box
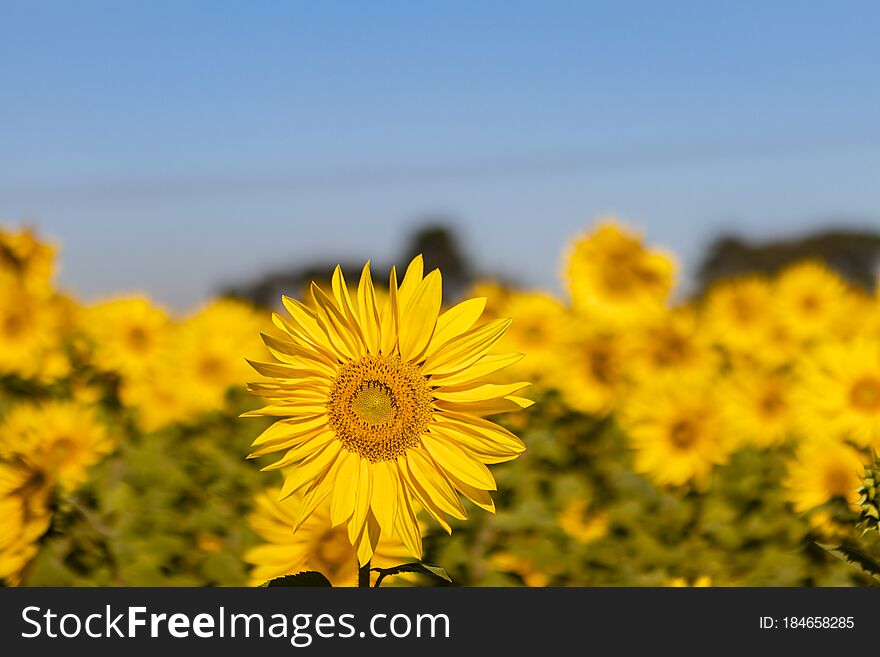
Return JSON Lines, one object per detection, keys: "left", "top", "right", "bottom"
{"left": 358, "top": 560, "right": 371, "bottom": 587}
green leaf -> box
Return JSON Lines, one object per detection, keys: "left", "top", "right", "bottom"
{"left": 371, "top": 562, "right": 452, "bottom": 587}
{"left": 817, "top": 542, "right": 880, "bottom": 581}
{"left": 263, "top": 571, "right": 333, "bottom": 587}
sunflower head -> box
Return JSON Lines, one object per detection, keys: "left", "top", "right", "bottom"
{"left": 784, "top": 440, "right": 866, "bottom": 515}
{"left": 243, "top": 485, "right": 412, "bottom": 586}
{"left": 244, "top": 255, "right": 531, "bottom": 564}
{"left": 563, "top": 220, "right": 676, "bottom": 327}
{"left": 775, "top": 261, "right": 853, "bottom": 341}
{"left": 620, "top": 374, "right": 732, "bottom": 488}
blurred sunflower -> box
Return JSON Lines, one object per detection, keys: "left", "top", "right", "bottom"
{"left": 551, "top": 325, "right": 627, "bottom": 416}
{"left": 722, "top": 366, "right": 796, "bottom": 449}
{"left": 0, "top": 462, "right": 53, "bottom": 586}
{"left": 0, "top": 402, "right": 114, "bottom": 491}
{"left": 624, "top": 307, "right": 715, "bottom": 381}
{"left": 245, "top": 256, "right": 530, "bottom": 564}
{"left": 667, "top": 576, "right": 712, "bottom": 587}
{"left": 174, "top": 299, "right": 266, "bottom": 414}
{"left": 557, "top": 498, "right": 608, "bottom": 544}
{"left": 703, "top": 275, "right": 773, "bottom": 353}
{"left": 775, "top": 262, "right": 852, "bottom": 343}
{"left": 488, "top": 552, "right": 549, "bottom": 587}
{"left": 244, "top": 486, "right": 412, "bottom": 586}
{"left": 563, "top": 220, "right": 675, "bottom": 327}
{"left": 784, "top": 440, "right": 865, "bottom": 514}
{"left": 0, "top": 274, "right": 64, "bottom": 379}
{"left": 620, "top": 375, "right": 731, "bottom": 488}
{"left": 0, "top": 226, "right": 56, "bottom": 294}
{"left": 495, "top": 291, "right": 566, "bottom": 384}
{"left": 83, "top": 296, "right": 171, "bottom": 379}
{"left": 797, "top": 338, "right": 880, "bottom": 448}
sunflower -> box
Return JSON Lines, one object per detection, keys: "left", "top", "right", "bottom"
{"left": 721, "top": 365, "right": 796, "bottom": 449}
{"left": 495, "top": 290, "right": 567, "bottom": 384}
{"left": 0, "top": 402, "right": 114, "bottom": 491}
{"left": 797, "top": 338, "right": 880, "bottom": 448}
{"left": 784, "top": 440, "right": 865, "bottom": 514}
{"left": 667, "top": 576, "right": 712, "bottom": 587}
{"left": 703, "top": 275, "right": 774, "bottom": 353}
{"left": 488, "top": 552, "right": 550, "bottom": 587}
{"left": 775, "top": 261, "right": 853, "bottom": 342}
{"left": 174, "top": 298, "right": 266, "bottom": 413}
{"left": 244, "top": 256, "right": 530, "bottom": 564}
{"left": 0, "top": 273, "right": 64, "bottom": 379}
{"left": 244, "top": 485, "right": 412, "bottom": 586}
{"left": 83, "top": 296, "right": 171, "bottom": 379}
{"left": 620, "top": 374, "right": 732, "bottom": 488}
{"left": 563, "top": 220, "right": 676, "bottom": 327}
{"left": 550, "top": 323, "right": 627, "bottom": 416}
{"left": 0, "top": 225, "right": 56, "bottom": 295}
{"left": 624, "top": 306, "right": 715, "bottom": 382}
{"left": 557, "top": 498, "right": 608, "bottom": 544}
{"left": 0, "top": 462, "right": 53, "bottom": 586}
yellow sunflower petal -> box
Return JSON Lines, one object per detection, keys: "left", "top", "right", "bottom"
{"left": 399, "top": 269, "right": 442, "bottom": 362}
{"left": 421, "top": 318, "right": 512, "bottom": 376}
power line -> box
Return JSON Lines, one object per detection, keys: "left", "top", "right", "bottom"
{"left": 3, "top": 135, "right": 880, "bottom": 204}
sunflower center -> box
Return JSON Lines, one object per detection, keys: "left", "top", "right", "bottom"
{"left": 850, "top": 378, "right": 880, "bottom": 412}
{"left": 823, "top": 466, "right": 854, "bottom": 499}
{"left": 327, "top": 354, "right": 433, "bottom": 462}
{"left": 197, "top": 355, "right": 226, "bottom": 381}
{"left": 669, "top": 419, "right": 698, "bottom": 449}
{"left": 759, "top": 391, "right": 785, "bottom": 417}
{"left": 127, "top": 326, "right": 150, "bottom": 352}
{"left": 314, "top": 526, "right": 355, "bottom": 580}
{"left": 3, "top": 312, "right": 26, "bottom": 338}
{"left": 351, "top": 382, "right": 397, "bottom": 425}
{"left": 47, "top": 436, "right": 76, "bottom": 463}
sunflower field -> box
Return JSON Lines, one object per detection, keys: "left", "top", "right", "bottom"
{"left": 2, "top": 220, "right": 879, "bottom": 588}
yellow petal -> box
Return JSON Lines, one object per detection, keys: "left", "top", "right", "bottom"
{"left": 250, "top": 415, "right": 328, "bottom": 447}
{"left": 443, "top": 471, "right": 496, "bottom": 513}
{"left": 398, "top": 269, "right": 442, "bottom": 362}
{"left": 397, "top": 254, "right": 424, "bottom": 310}
{"left": 278, "top": 442, "right": 340, "bottom": 500}
{"left": 407, "top": 447, "right": 467, "bottom": 520}
{"left": 330, "top": 450, "right": 359, "bottom": 526}
{"left": 434, "top": 395, "right": 534, "bottom": 416}
{"left": 261, "top": 429, "right": 335, "bottom": 470}
{"left": 422, "top": 435, "right": 496, "bottom": 490}
{"left": 355, "top": 512, "right": 381, "bottom": 566}
{"left": 246, "top": 359, "right": 333, "bottom": 382}
{"left": 357, "top": 262, "right": 381, "bottom": 354}
{"left": 425, "top": 297, "right": 486, "bottom": 356}
{"left": 370, "top": 461, "right": 399, "bottom": 534}
{"left": 293, "top": 477, "right": 333, "bottom": 531}
{"left": 348, "top": 457, "right": 373, "bottom": 545}
{"left": 433, "top": 381, "right": 531, "bottom": 403}
{"left": 310, "top": 283, "right": 362, "bottom": 359}
{"left": 393, "top": 466, "right": 423, "bottom": 558}
{"left": 380, "top": 266, "right": 400, "bottom": 355}
{"left": 331, "top": 265, "right": 361, "bottom": 329}
{"left": 421, "top": 318, "right": 511, "bottom": 376}
{"left": 428, "top": 352, "right": 523, "bottom": 387}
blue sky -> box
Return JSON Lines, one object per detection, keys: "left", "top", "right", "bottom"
{"left": 1, "top": 1, "right": 878, "bottom": 309}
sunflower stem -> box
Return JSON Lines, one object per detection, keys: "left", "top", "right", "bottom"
{"left": 358, "top": 560, "right": 371, "bottom": 587}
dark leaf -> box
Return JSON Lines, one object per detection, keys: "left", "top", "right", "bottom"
{"left": 371, "top": 562, "right": 452, "bottom": 587}
{"left": 818, "top": 542, "right": 880, "bottom": 581}
{"left": 264, "top": 571, "right": 333, "bottom": 587}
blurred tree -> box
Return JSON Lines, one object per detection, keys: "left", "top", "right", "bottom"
{"left": 222, "top": 222, "right": 478, "bottom": 306}
{"left": 697, "top": 228, "right": 880, "bottom": 292}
